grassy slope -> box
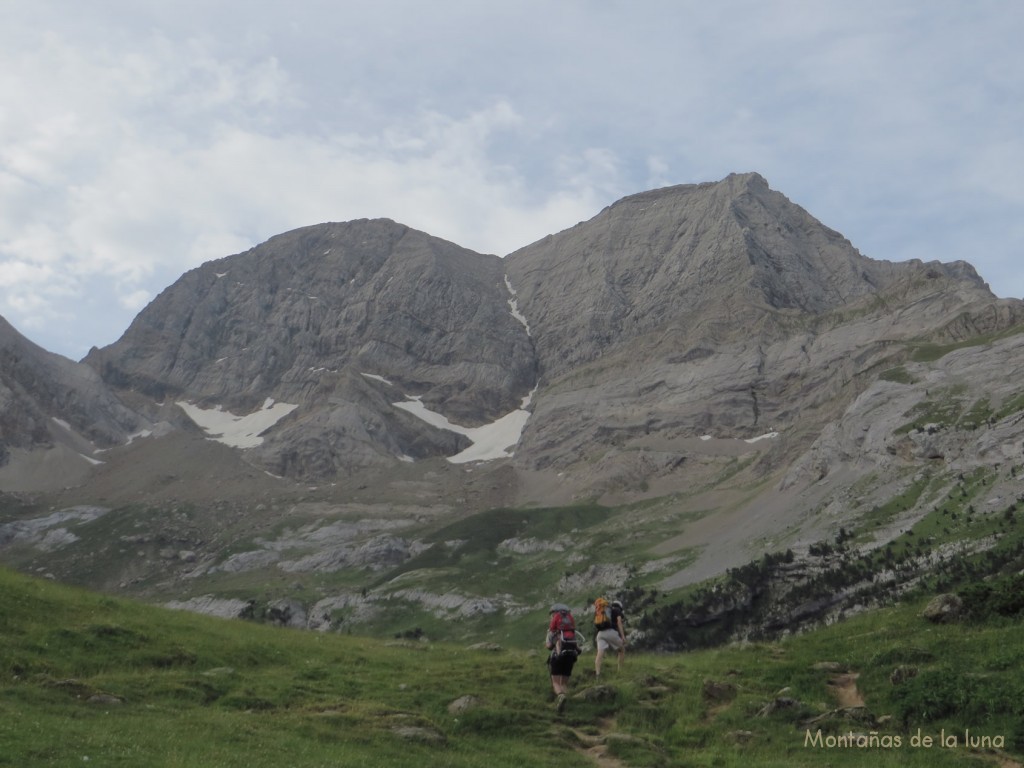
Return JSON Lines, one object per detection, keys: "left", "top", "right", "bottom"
{"left": 2, "top": 568, "right": 1021, "bottom": 768}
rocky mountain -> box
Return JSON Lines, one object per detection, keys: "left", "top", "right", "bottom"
{"left": 3, "top": 172, "right": 1024, "bottom": 644}
{"left": 77, "top": 172, "right": 1022, "bottom": 487}
{"left": 505, "top": 173, "right": 1019, "bottom": 480}
{"left": 0, "top": 315, "right": 151, "bottom": 492}
{"left": 82, "top": 219, "right": 536, "bottom": 478}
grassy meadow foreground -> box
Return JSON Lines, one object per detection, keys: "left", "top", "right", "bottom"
{"left": 1, "top": 567, "right": 1022, "bottom": 767}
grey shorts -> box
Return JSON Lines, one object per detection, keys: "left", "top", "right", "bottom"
{"left": 596, "top": 628, "right": 623, "bottom": 652}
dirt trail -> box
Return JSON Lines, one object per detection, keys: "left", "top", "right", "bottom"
{"left": 570, "top": 719, "right": 627, "bottom": 768}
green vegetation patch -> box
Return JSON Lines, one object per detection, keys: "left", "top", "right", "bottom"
{"left": 376, "top": 503, "right": 610, "bottom": 589}
{"left": 4, "top": 567, "right": 1024, "bottom": 766}
{"left": 994, "top": 390, "right": 1024, "bottom": 421}
{"left": 856, "top": 473, "right": 933, "bottom": 532}
{"left": 879, "top": 366, "right": 915, "bottom": 384}
{"left": 908, "top": 321, "right": 1024, "bottom": 364}
{"left": 894, "top": 386, "right": 967, "bottom": 435}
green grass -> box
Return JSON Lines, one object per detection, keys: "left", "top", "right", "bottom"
{"left": 994, "top": 390, "right": 1024, "bottom": 421}
{"left": 893, "top": 387, "right": 968, "bottom": 435}
{"left": 907, "top": 321, "right": 1024, "bottom": 363}
{"left": 855, "top": 471, "right": 933, "bottom": 533}
{"left": 879, "top": 366, "right": 916, "bottom": 385}
{"left": 2, "top": 568, "right": 1022, "bottom": 767}
{"left": 372, "top": 504, "right": 611, "bottom": 593}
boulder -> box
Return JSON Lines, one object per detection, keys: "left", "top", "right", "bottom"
{"left": 574, "top": 684, "right": 618, "bottom": 702}
{"left": 266, "top": 598, "right": 307, "bottom": 628}
{"left": 447, "top": 695, "right": 483, "bottom": 715}
{"left": 921, "top": 594, "right": 963, "bottom": 623}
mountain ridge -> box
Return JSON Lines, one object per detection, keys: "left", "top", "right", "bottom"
{"left": 3, "top": 172, "right": 1024, "bottom": 646}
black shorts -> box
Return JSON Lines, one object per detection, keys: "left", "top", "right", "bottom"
{"left": 548, "top": 650, "right": 577, "bottom": 676}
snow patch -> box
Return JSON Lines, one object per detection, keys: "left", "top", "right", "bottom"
{"left": 699, "top": 432, "right": 779, "bottom": 444}
{"left": 393, "top": 387, "right": 536, "bottom": 464}
{"left": 177, "top": 398, "right": 299, "bottom": 448}
{"left": 504, "top": 275, "right": 531, "bottom": 335}
{"left": 361, "top": 372, "right": 393, "bottom": 386}
{"left": 126, "top": 429, "right": 152, "bottom": 444}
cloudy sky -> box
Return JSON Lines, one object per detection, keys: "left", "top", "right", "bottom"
{"left": 4, "top": 1, "right": 1023, "bottom": 360}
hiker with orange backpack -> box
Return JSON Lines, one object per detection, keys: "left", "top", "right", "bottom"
{"left": 545, "top": 602, "right": 581, "bottom": 711}
{"left": 593, "top": 597, "right": 626, "bottom": 678}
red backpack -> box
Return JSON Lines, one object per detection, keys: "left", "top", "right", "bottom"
{"left": 551, "top": 609, "right": 579, "bottom": 655}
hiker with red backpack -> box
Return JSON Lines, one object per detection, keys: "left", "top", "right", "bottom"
{"left": 545, "top": 602, "right": 581, "bottom": 711}
{"left": 593, "top": 597, "right": 626, "bottom": 678}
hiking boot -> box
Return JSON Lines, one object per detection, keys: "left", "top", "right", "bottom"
{"left": 555, "top": 693, "right": 567, "bottom": 712}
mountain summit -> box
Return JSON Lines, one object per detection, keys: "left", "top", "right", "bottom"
{"left": 83, "top": 219, "right": 536, "bottom": 476}
{"left": 73, "top": 172, "right": 1011, "bottom": 485}
{"left": 505, "top": 172, "right": 988, "bottom": 381}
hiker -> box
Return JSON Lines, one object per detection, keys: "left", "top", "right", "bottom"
{"left": 593, "top": 597, "right": 626, "bottom": 677}
{"left": 545, "top": 602, "right": 580, "bottom": 711}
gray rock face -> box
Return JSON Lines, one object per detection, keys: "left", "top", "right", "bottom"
{"left": 266, "top": 598, "right": 308, "bottom": 628}
{"left": 0, "top": 316, "right": 144, "bottom": 449}
{"left": 9, "top": 175, "right": 992, "bottom": 490}
{"left": 502, "top": 173, "right": 1020, "bottom": 476}
{"left": 502, "top": 173, "right": 979, "bottom": 382}
{"left": 6, "top": 172, "right": 1024, "bottom": 641}
{"left": 0, "top": 316, "right": 148, "bottom": 488}
{"left": 8, "top": 173, "right": 1024, "bottom": 506}
{"left": 87, "top": 219, "right": 534, "bottom": 415}
{"left": 165, "top": 595, "right": 255, "bottom": 620}
{"left": 84, "top": 219, "right": 536, "bottom": 477}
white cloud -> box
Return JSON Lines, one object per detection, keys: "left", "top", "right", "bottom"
{"left": 119, "top": 289, "right": 153, "bottom": 313}
{"left": 2, "top": 1, "right": 1023, "bottom": 357}
{"left": 0, "top": 22, "right": 620, "bottom": 356}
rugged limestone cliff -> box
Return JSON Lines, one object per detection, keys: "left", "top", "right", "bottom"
{"left": 502, "top": 172, "right": 1021, "bottom": 481}
{"left": 72, "top": 172, "right": 1020, "bottom": 486}
{"left": 504, "top": 173, "right": 899, "bottom": 379}
{"left": 83, "top": 219, "right": 537, "bottom": 477}
{"left": 4, "top": 173, "right": 1024, "bottom": 641}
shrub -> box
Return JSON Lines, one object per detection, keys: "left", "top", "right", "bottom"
{"left": 958, "top": 573, "right": 1024, "bottom": 621}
